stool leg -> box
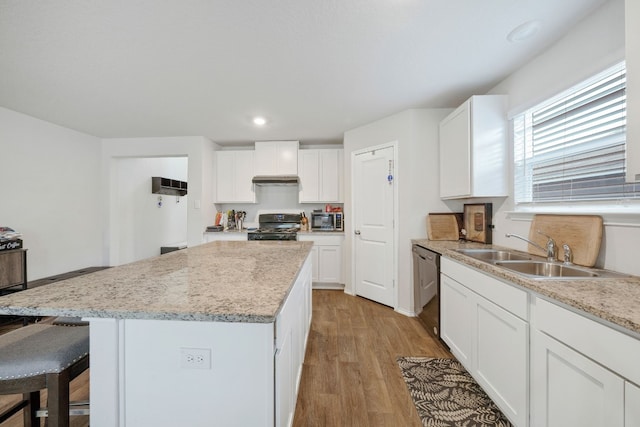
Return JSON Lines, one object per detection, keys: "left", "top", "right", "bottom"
{"left": 46, "top": 370, "right": 70, "bottom": 427}
{"left": 22, "top": 391, "right": 39, "bottom": 427}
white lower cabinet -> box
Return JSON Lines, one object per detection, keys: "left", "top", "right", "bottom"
{"left": 297, "top": 234, "right": 343, "bottom": 287}
{"left": 531, "top": 297, "right": 640, "bottom": 427}
{"left": 440, "top": 256, "right": 640, "bottom": 427}
{"left": 626, "top": 381, "right": 640, "bottom": 427}
{"left": 440, "top": 274, "right": 473, "bottom": 367}
{"left": 475, "top": 297, "right": 528, "bottom": 427}
{"left": 440, "top": 258, "right": 529, "bottom": 427}
{"left": 531, "top": 330, "right": 624, "bottom": 427}
{"left": 275, "top": 256, "right": 312, "bottom": 427}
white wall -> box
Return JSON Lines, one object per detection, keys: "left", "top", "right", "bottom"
{"left": 113, "top": 157, "right": 188, "bottom": 265}
{"left": 343, "top": 108, "right": 453, "bottom": 315}
{"left": 487, "top": 0, "right": 640, "bottom": 275}
{"left": 102, "top": 137, "right": 217, "bottom": 266}
{"left": 0, "top": 107, "right": 103, "bottom": 280}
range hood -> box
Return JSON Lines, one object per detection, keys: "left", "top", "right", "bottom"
{"left": 252, "top": 175, "right": 299, "bottom": 185}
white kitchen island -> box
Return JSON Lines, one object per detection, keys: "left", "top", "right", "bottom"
{"left": 0, "top": 241, "right": 313, "bottom": 427}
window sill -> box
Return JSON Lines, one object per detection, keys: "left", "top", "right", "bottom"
{"left": 507, "top": 203, "right": 640, "bottom": 227}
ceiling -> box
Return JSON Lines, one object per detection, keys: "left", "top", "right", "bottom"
{"left": 0, "top": 0, "right": 607, "bottom": 145}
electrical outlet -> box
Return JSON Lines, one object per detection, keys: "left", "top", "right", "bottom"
{"left": 180, "top": 348, "right": 211, "bottom": 370}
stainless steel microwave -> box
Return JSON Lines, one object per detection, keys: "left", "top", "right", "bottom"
{"left": 310, "top": 212, "right": 343, "bottom": 231}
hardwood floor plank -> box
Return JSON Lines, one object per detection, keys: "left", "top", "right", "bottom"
{"left": 293, "top": 290, "right": 452, "bottom": 427}
{"left": 336, "top": 362, "right": 370, "bottom": 427}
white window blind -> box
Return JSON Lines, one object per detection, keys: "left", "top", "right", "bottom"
{"left": 513, "top": 62, "right": 639, "bottom": 203}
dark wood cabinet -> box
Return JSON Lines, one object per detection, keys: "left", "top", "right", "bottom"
{"left": 0, "top": 249, "right": 27, "bottom": 292}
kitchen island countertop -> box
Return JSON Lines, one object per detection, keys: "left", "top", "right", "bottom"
{"left": 413, "top": 239, "right": 640, "bottom": 337}
{"left": 0, "top": 240, "right": 313, "bottom": 323}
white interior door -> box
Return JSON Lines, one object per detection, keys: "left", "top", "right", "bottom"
{"left": 353, "top": 145, "right": 395, "bottom": 307}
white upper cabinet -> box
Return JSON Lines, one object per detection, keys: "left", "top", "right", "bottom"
{"left": 254, "top": 141, "right": 299, "bottom": 176}
{"left": 626, "top": 0, "right": 640, "bottom": 182}
{"left": 214, "top": 150, "right": 255, "bottom": 203}
{"left": 439, "top": 95, "right": 508, "bottom": 199}
{"left": 298, "top": 149, "right": 343, "bottom": 203}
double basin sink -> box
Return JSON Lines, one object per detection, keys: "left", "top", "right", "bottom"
{"left": 455, "top": 248, "right": 630, "bottom": 280}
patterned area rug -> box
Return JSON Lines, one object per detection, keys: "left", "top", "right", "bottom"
{"left": 397, "top": 357, "right": 513, "bottom": 427}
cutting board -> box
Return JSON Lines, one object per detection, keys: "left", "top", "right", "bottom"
{"left": 427, "top": 213, "right": 461, "bottom": 241}
{"left": 528, "top": 214, "right": 603, "bottom": 267}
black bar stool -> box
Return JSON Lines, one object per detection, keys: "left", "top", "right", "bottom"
{"left": 0, "top": 323, "right": 89, "bottom": 427}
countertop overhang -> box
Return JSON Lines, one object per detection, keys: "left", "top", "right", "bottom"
{"left": 413, "top": 239, "right": 640, "bottom": 337}
{"left": 0, "top": 241, "right": 313, "bottom": 323}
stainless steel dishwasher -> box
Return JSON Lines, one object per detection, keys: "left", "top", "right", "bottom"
{"left": 412, "top": 244, "right": 443, "bottom": 342}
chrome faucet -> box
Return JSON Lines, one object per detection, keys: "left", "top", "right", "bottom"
{"left": 505, "top": 231, "right": 557, "bottom": 261}
{"left": 562, "top": 243, "right": 573, "bottom": 265}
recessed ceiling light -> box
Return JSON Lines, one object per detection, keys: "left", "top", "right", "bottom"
{"left": 507, "top": 20, "right": 541, "bottom": 43}
{"left": 253, "top": 116, "right": 267, "bottom": 126}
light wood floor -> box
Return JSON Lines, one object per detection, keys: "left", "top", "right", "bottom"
{"left": 293, "top": 290, "right": 451, "bottom": 427}
{"left": 0, "top": 290, "right": 451, "bottom": 426}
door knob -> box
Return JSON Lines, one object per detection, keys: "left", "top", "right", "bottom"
{"left": 354, "top": 230, "right": 361, "bottom": 235}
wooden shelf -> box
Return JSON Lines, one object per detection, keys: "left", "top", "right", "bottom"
{"left": 152, "top": 177, "right": 187, "bottom": 196}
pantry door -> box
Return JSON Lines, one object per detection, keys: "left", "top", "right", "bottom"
{"left": 352, "top": 144, "right": 396, "bottom": 308}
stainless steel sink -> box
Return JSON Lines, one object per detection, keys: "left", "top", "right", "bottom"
{"left": 456, "top": 249, "right": 532, "bottom": 261}
{"left": 494, "top": 260, "right": 598, "bottom": 278}
{"left": 455, "top": 248, "right": 631, "bottom": 279}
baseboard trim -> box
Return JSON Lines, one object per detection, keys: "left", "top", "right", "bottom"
{"left": 312, "top": 282, "right": 345, "bottom": 290}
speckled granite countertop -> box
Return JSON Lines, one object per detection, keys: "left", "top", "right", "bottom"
{"left": 0, "top": 241, "right": 313, "bottom": 323}
{"left": 413, "top": 239, "right": 640, "bottom": 337}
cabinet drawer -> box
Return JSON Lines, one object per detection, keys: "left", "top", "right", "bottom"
{"left": 0, "top": 250, "right": 25, "bottom": 289}
{"left": 534, "top": 297, "right": 640, "bottom": 385}
{"left": 441, "top": 258, "right": 528, "bottom": 320}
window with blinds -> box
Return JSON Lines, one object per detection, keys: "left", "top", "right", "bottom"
{"left": 513, "top": 62, "right": 639, "bottom": 203}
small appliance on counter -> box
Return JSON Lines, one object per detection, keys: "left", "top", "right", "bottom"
{"left": 310, "top": 211, "right": 343, "bottom": 231}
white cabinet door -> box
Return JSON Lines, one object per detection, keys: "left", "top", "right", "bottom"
{"left": 474, "top": 297, "right": 528, "bottom": 427}
{"left": 440, "top": 274, "right": 473, "bottom": 368}
{"left": 214, "top": 151, "right": 255, "bottom": 203}
{"left": 318, "top": 149, "right": 341, "bottom": 202}
{"left": 531, "top": 330, "right": 624, "bottom": 427}
{"left": 442, "top": 260, "right": 528, "bottom": 426}
{"left": 255, "top": 141, "right": 299, "bottom": 176}
{"left": 439, "top": 95, "right": 507, "bottom": 199}
{"left": 275, "top": 256, "right": 311, "bottom": 427}
{"left": 439, "top": 101, "right": 471, "bottom": 199}
{"left": 625, "top": 381, "right": 640, "bottom": 427}
{"left": 308, "top": 245, "right": 319, "bottom": 282}
{"left": 298, "top": 150, "right": 320, "bottom": 202}
{"left": 298, "top": 149, "right": 343, "bottom": 203}
{"left": 626, "top": 0, "right": 640, "bottom": 182}
{"left": 297, "top": 234, "right": 344, "bottom": 285}
{"left": 318, "top": 245, "right": 342, "bottom": 283}
{"left": 215, "top": 151, "right": 236, "bottom": 203}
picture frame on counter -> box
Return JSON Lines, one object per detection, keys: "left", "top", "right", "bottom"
{"left": 463, "top": 203, "right": 493, "bottom": 244}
